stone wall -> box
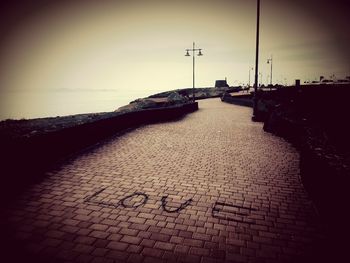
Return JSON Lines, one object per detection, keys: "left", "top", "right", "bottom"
{"left": 0, "top": 102, "right": 198, "bottom": 203}
{"left": 220, "top": 93, "right": 253, "bottom": 107}
{"left": 262, "top": 85, "right": 350, "bottom": 240}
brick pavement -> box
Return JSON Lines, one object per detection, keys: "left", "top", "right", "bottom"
{"left": 3, "top": 98, "right": 325, "bottom": 263}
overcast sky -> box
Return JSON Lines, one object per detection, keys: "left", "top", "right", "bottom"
{"left": 0, "top": 0, "right": 349, "bottom": 117}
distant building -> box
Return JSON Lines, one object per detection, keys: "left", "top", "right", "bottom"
{"left": 215, "top": 78, "right": 229, "bottom": 88}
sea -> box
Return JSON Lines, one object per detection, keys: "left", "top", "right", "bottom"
{"left": 0, "top": 89, "right": 162, "bottom": 120}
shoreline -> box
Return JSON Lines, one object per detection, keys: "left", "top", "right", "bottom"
{"left": 0, "top": 86, "right": 241, "bottom": 122}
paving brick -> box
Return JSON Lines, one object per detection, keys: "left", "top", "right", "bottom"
{"left": 226, "top": 237, "right": 245, "bottom": 247}
{"left": 89, "top": 231, "right": 109, "bottom": 239}
{"left": 149, "top": 226, "right": 162, "bottom": 233}
{"left": 119, "top": 228, "right": 139, "bottom": 237}
{"left": 78, "top": 221, "right": 93, "bottom": 229}
{"left": 178, "top": 230, "right": 193, "bottom": 238}
{"left": 192, "top": 232, "right": 211, "bottom": 241}
{"left": 126, "top": 244, "right": 143, "bottom": 254}
{"left": 61, "top": 225, "right": 80, "bottom": 234}
{"left": 160, "top": 228, "right": 179, "bottom": 236}
{"left": 106, "top": 241, "right": 128, "bottom": 251}
{"left": 76, "top": 253, "right": 94, "bottom": 263}
{"left": 127, "top": 253, "right": 144, "bottom": 263}
{"left": 138, "top": 231, "right": 152, "bottom": 239}
{"left": 183, "top": 238, "right": 204, "bottom": 248}
{"left": 94, "top": 239, "right": 109, "bottom": 248}
{"left": 140, "top": 238, "right": 156, "bottom": 248}
{"left": 189, "top": 246, "right": 210, "bottom": 256}
{"left": 142, "top": 247, "right": 164, "bottom": 258}
{"left": 154, "top": 241, "right": 175, "bottom": 251}
{"left": 73, "top": 243, "right": 95, "bottom": 254}
{"left": 139, "top": 213, "right": 155, "bottom": 219}
{"left": 90, "top": 224, "right": 109, "bottom": 231}
{"left": 106, "top": 233, "right": 122, "bottom": 241}
{"left": 129, "top": 223, "right": 149, "bottom": 231}
{"left": 75, "top": 235, "right": 96, "bottom": 245}
{"left": 173, "top": 244, "right": 190, "bottom": 254}
{"left": 46, "top": 230, "right": 65, "bottom": 239}
{"left": 129, "top": 217, "right": 146, "bottom": 224}
{"left": 106, "top": 250, "right": 129, "bottom": 261}
{"left": 206, "top": 228, "right": 219, "bottom": 236}
{"left": 177, "top": 254, "right": 201, "bottom": 263}
{"left": 226, "top": 252, "right": 248, "bottom": 262}
{"left": 100, "top": 219, "right": 117, "bottom": 226}
{"left": 150, "top": 233, "right": 171, "bottom": 242}
{"left": 42, "top": 237, "right": 62, "bottom": 247}
{"left": 106, "top": 226, "right": 120, "bottom": 234}
{"left": 91, "top": 248, "right": 108, "bottom": 257}
{"left": 120, "top": 235, "right": 142, "bottom": 245}
{"left": 75, "top": 209, "right": 93, "bottom": 216}
{"left": 63, "top": 218, "right": 80, "bottom": 226}
{"left": 56, "top": 248, "right": 79, "bottom": 261}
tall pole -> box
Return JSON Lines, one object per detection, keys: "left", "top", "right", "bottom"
{"left": 270, "top": 55, "right": 273, "bottom": 85}
{"left": 249, "top": 67, "right": 253, "bottom": 87}
{"left": 185, "top": 42, "right": 203, "bottom": 102}
{"left": 253, "top": 0, "right": 260, "bottom": 120}
{"left": 259, "top": 72, "right": 262, "bottom": 86}
{"left": 267, "top": 55, "right": 273, "bottom": 85}
{"left": 249, "top": 67, "right": 250, "bottom": 87}
{"left": 249, "top": 67, "right": 254, "bottom": 92}
{"left": 193, "top": 42, "right": 195, "bottom": 101}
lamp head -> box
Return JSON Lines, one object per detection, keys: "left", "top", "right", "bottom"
{"left": 198, "top": 50, "right": 203, "bottom": 56}
{"left": 185, "top": 50, "right": 190, "bottom": 56}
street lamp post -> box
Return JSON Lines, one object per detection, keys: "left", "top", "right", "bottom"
{"left": 248, "top": 67, "right": 254, "bottom": 91}
{"left": 252, "top": 0, "right": 260, "bottom": 120}
{"left": 259, "top": 72, "right": 262, "bottom": 87}
{"left": 267, "top": 55, "right": 273, "bottom": 85}
{"left": 185, "top": 42, "right": 203, "bottom": 102}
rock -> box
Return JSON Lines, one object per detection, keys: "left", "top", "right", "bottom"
{"left": 167, "top": 92, "right": 189, "bottom": 104}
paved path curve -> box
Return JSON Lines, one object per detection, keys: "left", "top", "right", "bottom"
{"left": 4, "top": 99, "right": 324, "bottom": 263}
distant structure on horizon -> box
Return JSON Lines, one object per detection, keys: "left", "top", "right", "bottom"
{"left": 215, "top": 78, "right": 229, "bottom": 88}
{"left": 304, "top": 75, "right": 350, "bottom": 84}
